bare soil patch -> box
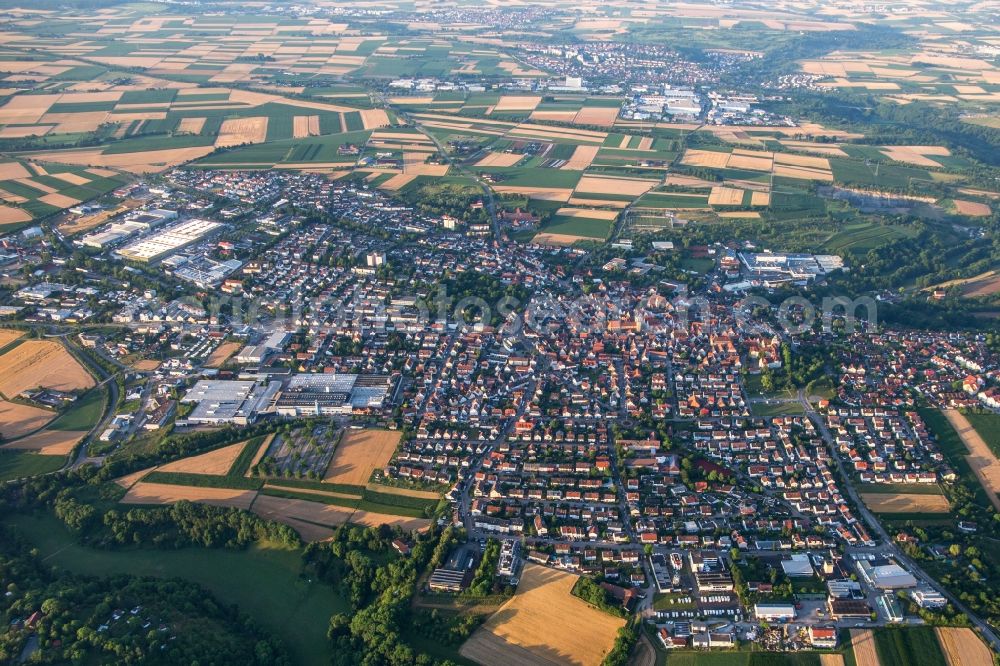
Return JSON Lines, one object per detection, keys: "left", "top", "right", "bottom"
{"left": 205, "top": 341, "right": 241, "bottom": 368}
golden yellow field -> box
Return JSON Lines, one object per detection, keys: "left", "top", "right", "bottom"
{"left": 324, "top": 429, "right": 401, "bottom": 485}
{"left": 158, "top": 442, "right": 245, "bottom": 475}
{"left": 292, "top": 115, "right": 320, "bottom": 138}
{"left": 460, "top": 563, "right": 625, "bottom": 666}
{"left": 530, "top": 233, "right": 590, "bottom": 246}
{"left": 820, "top": 655, "right": 845, "bottom": 666}
{"left": 476, "top": 152, "right": 523, "bottom": 167}
{"left": 493, "top": 95, "right": 541, "bottom": 112}
{"left": 553, "top": 207, "right": 618, "bottom": 221}
{"left": 936, "top": 627, "right": 992, "bottom": 666}
{"left": 0, "top": 205, "right": 31, "bottom": 225}
{"left": 215, "top": 116, "right": 268, "bottom": 147}
{"left": 1, "top": 429, "right": 85, "bottom": 455}
{"left": 0, "top": 399, "right": 54, "bottom": 439}
{"left": 365, "top": 483, "right": 441, "bottom": 500}
{"left": 0, "top": 329, "right": 22, "bottom": 348}
{"left": 574, "top": 175, "right": 656, "bottom": 196}
{"left": 954, "top": 200, "right": 991, "bottom": 216}
{"left": 572, "top": 106, "right": 619, "bottom": 127}
{"left": 360, "top": 108, "right": 390, "bottom": 129}
{"left": 0, "top": 340, "right": 94, "bottom": 398}
{"left": 561, "top": 145, "right": 599, "bottom": 170}
{"left": 860, "top": 493, "right": 949, "bottom": 513}
{"left": 113, "top": 466, "right": 157, "bottom": 491}
{"left": 122, "top": 482, "right": 258, "bottom": 510}
{"left": 708, "top": 186, "right": 745, "bottom": 206}
{"left": 176, "top": 116, "right": 206, "bottom": 134}
{"left": 851, "top": 629, "right": 880, "bottom": 666}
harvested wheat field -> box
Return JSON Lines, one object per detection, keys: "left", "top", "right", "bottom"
{"left": 215, "top": 116, "right": 268, "bottom": 147}
{"left": 360, "top": 109, "right": 390, "bottom": 129}
{"left": 324, "top": 429, "right": 401, "bottom": 485}
{"left": 530, "top": 233, "right": 588, "bottom": 246}
{"left": 250, "top": 494, "right": 354, "bottom": 533}
{"left": 553, "top": 207, "right": 618, "bottom": 220}
{"left": 851, "top": 629, "right": 880, "bottom": 666}
{"left": 176, "top": 116, "right": 206, "bottom": 134}
{"left": 113, "top": 466, "right": 157, "bottom": 491}
{"left": 575, "top": 175, "right": 656, "bottom": 196}
{"left": 459, "top": 563, "right": 624, "bottom": 666}
{"left": 122, "top": 482, "right": 257, "bottom": 510}
{"left": 132, "top": 359, "right": 161, "bottom": 372}
{"left": 709, "top": 186, "right": 745, "bottom": 206}
{"left": 0, "top": 340, "right": 94, "bottom": 398}
{"left": 205, "top": 341, "right": 241, "bottom": 368}
{"left": 0, "top": 329, "right": 22, "bottom": 348}
{"left": 349, "top": 510, "right": 431, "bottom": 531}
{"left": 379, "top": 174, "right": 417, "bottom": 191}
{"left": 493, "top": 186, "right": 573, "bottom": 202}
{"left": 572, "top": 106, "right": 619, "bottom": 127}
{"left": 0, "top": 400, "right": 54, "bottom": 439}
{"left": 158, "top": 442, "right": 246, "bottom": 476}
{"left": 880, "top": 145, "right": 950, "bottom": 168}
{"left": 0, "top": 161, "right": 31, "bottom": 180}
{"left": 954, "top": 200, "right": 991, "bottom": 216}
{"left": 819, "top": 655, "right": 844, "bottom": 666}
{"left": 39, "top": 193, "right": 81, "bottom": 208}
{"left": 494, "top": 96, "right": 541, "bottom": 112}
{"left": 292, "top": 115, "right": 320, "bottom": 138}
{"left": 24, "top": 146, "right": 216, "bottom": 174}
{"left": 861, "top": 493, "right": 949, "bottom": 513}
{"left": 366, "top": 483, "right": 441, "bottom": 500}
{"left": 944, "top": 409, "right": 1000, "bottom": 511}
{"left": 2, "top": 429, "right": 85, "bottom": 455}
{"left": 0, "top": 205, "right": 31, "bottom": 225}
{"left": 682, "top": 149, "right": 731, "bottom": 168}
{"left": 476, "top": 152, "right": 523, "bottom": 167}
{"left": 936, "top": 627, "right": 992, "bottom": 666}
{"left": 561, "top": 145, "right": 599, "bottom": 170}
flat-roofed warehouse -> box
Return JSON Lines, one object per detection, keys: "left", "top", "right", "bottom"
{"left": 116, "top": 219, "right": 223, "bottom": 263}
{"left": 181, "top": 379, "right": 281, "bottom": 425}
{"left": 274, "top": 373, "right": 392, "bottom": 416}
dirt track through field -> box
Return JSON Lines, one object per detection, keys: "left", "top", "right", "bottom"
{"left": 944, "top": 409, "right": 1000, "bottom": 511}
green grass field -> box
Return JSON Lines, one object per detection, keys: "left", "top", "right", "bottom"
{"left": 47, "top": 386, "right": 107, "bottom": 431}
{"left": 751, "top": 400, "right": 805, "bottom": 417}
{"left": 919, "top": 407, "right": 992, "bottom": 509}
{"left": 873, "top": 627, "right": 947, "bottom": 666}
{"left": 5, "top": 512, "right": 348, "bottom": 666}
{"left": 0, "top": 451, "right": 64, "bottom": 482}
{"left": 966, "top": 413, "right": 1000, "bottom": 457}
{"left": 539, "top": 214, "right": 614, "bottom": 240}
